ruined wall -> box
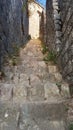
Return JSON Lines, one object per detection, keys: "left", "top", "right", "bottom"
{"left": 46, "top": 0, "right": 73, "bottom": 83}
{"left": 0, "top": 0, "right": 28, "bottom": 70}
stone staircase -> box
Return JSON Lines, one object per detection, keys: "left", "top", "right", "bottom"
{"left": 0, "top": 39, "right": 70, "bottom": 130}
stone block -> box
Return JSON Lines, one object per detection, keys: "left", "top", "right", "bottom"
{"left": 0, "top": 0, "right": 28, "bottom": 67}
{"left": 27, "top": 85, "right": 44, "bottom": 101}
{"left": 0, "top": 83, "right": 14, "bottom": 101}
{"left": 19, "top": 102, "right": 66, "bottom": 130}
{"left": 61, "top": 83, "right": 70, "bottom": 98}
{"left": 48, "top": 65, "right": 58, "bottom": 74}
{"left": 0, "top": 102, "right": 19, "bottom": 130}
{"left": 38, "top": 61, "right": 46, "bottom": 68}
{"left": 54, "top": 72, "right": 62, "bottom": 82}
{"left": 44, "top": 81, "right": 60, "bottom": 99}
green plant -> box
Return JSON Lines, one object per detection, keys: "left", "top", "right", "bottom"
{"left": 11, "top": 56, "right": 18, "bottom": 66}
{"left": 69, "top": 123, "right": 73, "bottom": 130}
{"left": 9, "top": 44, "right": 20, "bottom": 66}
{"left": 43, "top": 51, "right": 57, "bottom": 64}
{"left": 65, "top": 106, "right": 69, "bottom": 111}
{"left": 42, "top": 44, "right": 48, "bottom": 54}
{"left": 22, "top": 4, "right": 26, "bottom": 12}
{"left": 12, "top": 45, "right": 20, "bottom": 57}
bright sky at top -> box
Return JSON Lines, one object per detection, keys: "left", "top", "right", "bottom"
{"left": 37, "top": 0, "right": 46, "bottom": 6}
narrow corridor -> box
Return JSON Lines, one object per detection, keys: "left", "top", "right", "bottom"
{"left": 0, "top": 39, "right": 70, "bottom": 130}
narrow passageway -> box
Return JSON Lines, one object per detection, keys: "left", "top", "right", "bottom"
{"left": 0, "top": 0, "right": 73, "bottom": 129}
{"left": 0, "top": 39, "right": 69, "bottom": 102}
{"left": 0, "top": 39, "right": 70, "bottom": 129}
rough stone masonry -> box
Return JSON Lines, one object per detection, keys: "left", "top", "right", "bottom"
{"left": 0, "top": 0, "right": 28, "bottom": 70}
{"left": 46, "top": 0, "right": 73, "bottom": 85}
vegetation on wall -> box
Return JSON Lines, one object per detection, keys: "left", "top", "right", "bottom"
{"left": 41, "top": 44, "right": 48, "bottom": 54}
{"left": 69, "top": 123, "right": 73, "bottom": 130}
{"left": 8, "top": 45, "right": 20, "bottom": 66}
{"left": 43, "top": 51, "right": 57, "bottom": 64}
{"left": 41, "top": 43, "right": 57, "bottom": 64}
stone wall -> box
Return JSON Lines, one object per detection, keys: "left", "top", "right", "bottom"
{"left": 46, "top": 0, "right": 56, "bottom": 51}
{"left": 39, "top": 11, "right": 46, "bottom": 43}
{"left": 0, "top": 0, "right": 28, "bottom": 70}
{"left": 58, "top": 0, "right": 73, "bottom": 84}
{"left": 46, "top": 0, "right": 73, "bottom": 83}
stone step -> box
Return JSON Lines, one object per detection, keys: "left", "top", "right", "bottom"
{"left": 48, "top": 65, "right": 58, "bottom": 74}
{"left": 20, "top": 101, "right": 66, "bottom": 120}
{"left": 0, "top": 83, "right": 14, "bottom": 101}
{"left": 0, "top": 101, "right": 68, "bottom": 130}
{"left": 0, "top": 79, "right": 70, "bottom": 102}
{"left": 44, "top": 81, "right": 70, "bottom": 100}
{"left": 0, "top": 102, "right": 19, "bottom": 130}
{"left": 19, "top": 101, "right": 67, "bottom": 130}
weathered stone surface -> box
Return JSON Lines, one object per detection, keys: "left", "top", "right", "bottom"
{"left": 48, "top": 65, "right": 58, "bottom": 73}
{"left": 54, "top": 72, "right": 62, "bottom": 82}
{"left": 19, "top": 119, "right": 65, "bottom": 130}
{"left": 13, "top": 83, "right": 28, "bottom": 100}
{"left": 58, "top": 0, "right": 73, "bottom": 83}
{"left": 0, "top": 83, "right": 14, "bottom": 100}
{"left": 3, "top": 66, "right": 14, "bottom": 81}
{"left": 32, "top": 102, "right": 65, "bottom": 118}
{"left": 38, "top": 61, "right": 46, "bottom": 68}
{"left": 53, "top": 5, "right": 59, "bottom": 10}
{"left": 0, "top": 102, "right": 20, "bottom": 130}
{"left": 55, "top": 23, "right": 61, "bottom": 30}
{"left": 44, "top": 81, "right": 60, "bottom": 100}
{"left": 27, "top": 74, "right": 44, "bottom": 101}
{"left": 46, "top": 0, "right": 56, "bottom": 50}
{"left": 0, "top": 39, "right": 70, "bottom": 102}
{"left": 53, "top": 2, "right": 58, "bottom": 7}
{"left": 0, "top": 39, "right": 69, "bottom": 129}
{"left": 61, "top": 83, "right": 70, "bottom": 98}
{"left": 0, "top": 0, "right": 28, "bottom": 69}
{"left": 0, "top": 100, "right": 66, "bottom": 130}
{"left": 13, "top": 73, "right": 20, "bottom": 85}
{"left": 19, "top": 102, "right": 66, "bottom": 130}
{"left": 56, "top": 39, "right": 62, "bottom": 44}
{"left": 56, "top": 31, "right": 62, "bottom": 38}
{"left": 46, "top": 0, "right": 73, "bottom": 84}
{"left": 54, "top": 13, "right": 61, "bottom": 20}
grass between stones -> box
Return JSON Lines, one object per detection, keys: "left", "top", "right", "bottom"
{"left": 41, "top": 42, "right": 57, "bottom": 64}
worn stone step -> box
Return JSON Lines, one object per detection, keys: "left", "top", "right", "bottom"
{"left": 19, "top": 101, "right": 67, "bottom": 130}
{"left": 0, "top": 80, "right": 70, "bottom": 102}
{"left": 0, "top": 83, "right": 14, "bottom": 101}
{"left": 48, "top": 65, "right": 58, "bottom": 74}
{"left": 20, "top": 101, "right": 66, "bottom": 120}
{"left": 44, "top": 81, "right": 70, "bottom": 100}
{"left": 0, "top": 102, "right": 20, "bottom": 130}
{"left": 0, "top": 101, "right": 68, "bottom": 130}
